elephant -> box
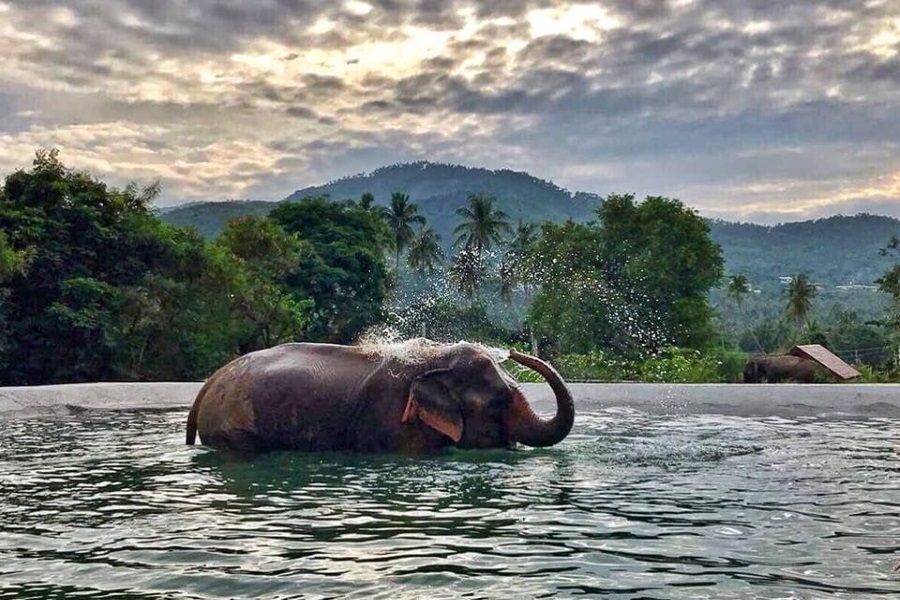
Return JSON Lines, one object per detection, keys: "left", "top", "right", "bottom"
{"left": 185, "top": 340, "right": 574, "bottom": 453}
{"left": 743, "top": 354, "right": 830, "bottom": 383}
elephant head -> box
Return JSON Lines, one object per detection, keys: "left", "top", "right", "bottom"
{"left": 400, "top": 344, "right": 575, "bottom": 449}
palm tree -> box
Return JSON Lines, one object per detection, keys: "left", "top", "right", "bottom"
{"left": 407, "top": 226, "right": 444, "bottom": 275}
{"left": 726, "top": 274, "right": 750, "bottom": 309}
{"left": 500, "top": 221, "right": 539, "bottom": 302}
{"left": 501, "top": 221, "right": 541, "bottom": 352}
{"left": 453, "top": 193, "right": 513, "bottom": 261}
{"left": 449, "top": 245, "right": 484, "bottom": 304}
{"left": 785, "top": 273, "right": 817, "bottom": 329}
{"left": 381, "top": 192, "right": 425, "bottom": 271}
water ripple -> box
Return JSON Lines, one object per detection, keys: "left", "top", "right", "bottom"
{"left": 1, "top": 408, "right": 899, "bottom": 598}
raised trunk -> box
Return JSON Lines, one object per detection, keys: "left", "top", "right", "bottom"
{"left": 507, "top": 349, "right": 575, "bottom": 447}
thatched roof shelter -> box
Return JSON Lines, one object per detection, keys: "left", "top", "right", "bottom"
{"left": 790, "top": 344, "right": 861, "bottom": 380}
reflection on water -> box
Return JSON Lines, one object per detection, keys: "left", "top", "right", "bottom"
{"left": 1, "top": 408, "right": 898, "bottom": 598}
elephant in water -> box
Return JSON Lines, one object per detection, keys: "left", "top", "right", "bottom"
{"left": 743, "top": 354, "right": 830, "bottom": 383}
{"left": 186, "top": 340, "right": 574, "bottom": 453}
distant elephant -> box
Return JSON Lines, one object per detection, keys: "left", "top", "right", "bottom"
{"left": 186, "top": 340, "right": 574, "bottom": 453}
{"left": 743, "top": 354, "right": 830, "bottom": 383}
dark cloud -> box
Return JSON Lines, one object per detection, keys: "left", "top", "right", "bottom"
{"left": 0, "top": 0, "right": 897, "bottom": 219}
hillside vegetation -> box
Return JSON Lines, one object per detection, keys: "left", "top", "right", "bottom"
{"left": 708, "top": 214, "right": 900, "bottom": 289}
{"left": 7, "top": 153, "right": 900, "bottom": 384}
{"left": 160, "top": 162, "right": 900, "bottom": 292}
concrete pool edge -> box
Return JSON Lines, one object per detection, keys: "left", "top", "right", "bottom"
{"left": 0, "top": 382, "right": 203, "bottom": 418}
{"left": 2, "top": 381, "right": 900, "bottom": 419}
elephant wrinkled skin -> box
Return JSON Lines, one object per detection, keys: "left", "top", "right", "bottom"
{"left": 743, "top": 354, "right": 830, "bottom": 383}
{"left": 186, "top": 341, "right": 575, "bottom": 453}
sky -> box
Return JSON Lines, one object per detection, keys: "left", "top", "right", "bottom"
{"left": 0, "top": 0, "right": 898, "bottom": 224}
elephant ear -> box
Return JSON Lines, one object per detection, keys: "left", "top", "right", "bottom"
{"left": 402, "top": 368, "right": 463, "bottom": 442}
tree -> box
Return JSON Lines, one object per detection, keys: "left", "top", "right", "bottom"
{"left": 529, "top": 194, "right": 724, "bottom": 355}
{"left": 0, "top": 150, "right": 215, "bottom": 383}
{"left": 448, "top": 245, "right": 484, "bottom": 305}
{"left": 453, "top": 193, "right": 512, "bottom": 260}
{"left": 407, "top": 225, "right": 443, "bottom": 275}
{"left": 270, "top": 198, "right": 390, "bottom": 343}
{"left": 876, "top": 236, "right": 900, "bottom": 330}
{"left": 500, "top": 221, "right": 541, "bottom": 351}
{"left": 214, "top": 216, "right": 313, "bottom": 352}
{"left": 381, "top": 192, "right": 425, "bottom": 272}
{"left": 726, "top": 274, "right": 750, "bottom": 309}
{"left": 501, "top": 221, "right": 540, "bottom": 295}
{"left": 785, "top": 273, "right": 817, "bottom": 330}
{"left": 452, "top": 193, "right": 512, "bottom": 299}
{"left": 0, "top": 231, "right": 33, "bottom": 284}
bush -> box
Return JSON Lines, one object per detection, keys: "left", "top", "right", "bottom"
{"left": 523, "top": 347, "right": 749, "bottom": 383}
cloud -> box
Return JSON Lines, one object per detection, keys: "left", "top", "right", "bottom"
{"left": 0, "top": 0, "right": 897, "bottom": 221}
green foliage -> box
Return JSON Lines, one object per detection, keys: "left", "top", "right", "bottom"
{"left": 530, "top": 194, "right": 724, "bottom": 355}
{"left": 407, "top": 225, "right": 443, "bottom": 274}
{"left": 270, "top": 198, "right": 390, "bottom": 343}
{"left": 725, "top": 274, "right": 750, "bottom": 308}
{"left": 160, "top": 200, "right": 276, "bottom": 238}
{"left": 784, "top": 273, "right": 817, "bottom": 328}
{"left": 0, "top": 152, "right": 396, "bottom": 384}
{"left": 212, "top": 216, "right": 314, "bottom": 353}
{"left": 0, "top": 231, "right": 34, "bottom": 283}
{"left": 453, "top": 193, "right": 513, "bottom": 254}
{"left": 283, "top": 161, "right": 598, "bottom": 245}
{"left": 500, "top": 221, "right": 540, "bottom": 303}
{"left": 0, "top": 150, "right": 210, "bottom": 382}
{"left": 380, "top": 192, "right": 425, "bottom": 271}
{"left": 709, "top": 214, "right": 900, "bottom": 290}
{"left": 530, "top": 347, "right": 746, "bottom": 383}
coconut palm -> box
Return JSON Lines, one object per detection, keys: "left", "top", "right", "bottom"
{"left": 381, "top": 192, "right": 425, "bottom": 271}
{"left": 726, "top": 274, "right": 750, "bottom": 309}
{"left": 449, "top": 245, "right": 484, "bottom": 304}
{"left": 407, "top": 226, "right": 444, "bottom": 275}
{"left": 453, "top": 193, "right": 513, "bottom": 261}
{"left": 785, "top": 273, "right": 817, "bottom": 329}
{"left": 500, "top": 221, "right": 540, "bottom": 303}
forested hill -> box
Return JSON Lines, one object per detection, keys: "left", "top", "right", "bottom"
{"left": 159, "top": 163, "right": 900, "bottom": 289}
{"left": 160, "top": 200, "right": 276, "bottom": 239}
{"left": 160, "top": 162, "right": 600, "bottom": 242}
{"left": 285, "top": 161, "right": 601, "bottom": 239}
{"left": 708, "top": 214, "right": 900, "bottom": 289}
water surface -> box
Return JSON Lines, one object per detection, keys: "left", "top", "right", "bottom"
{"left": 1, "top": 405, "right": 899, "bottom": 598}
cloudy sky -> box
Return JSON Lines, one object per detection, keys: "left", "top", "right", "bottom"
{"left": 0, "top": 0, "right": 898, "bottom": 223}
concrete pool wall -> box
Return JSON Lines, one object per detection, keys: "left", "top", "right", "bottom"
{"left": 2, "top": 382, "right": 900, "bottom": 419}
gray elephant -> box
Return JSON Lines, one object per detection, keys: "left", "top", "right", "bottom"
{"left": 743, "top": 354, "right": 830, "bottom": 383}
{"left": 186, "top": 340, "right": 574, "bottom": 453}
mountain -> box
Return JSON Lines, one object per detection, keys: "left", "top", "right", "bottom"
{"left": 158, "top": 162, "right": 900, "bottom": 291}
{"left": 160, "top": 162, "right": 600, "bottom": 244}
{"left": 708, "top": 214, "right": 900, "bottom": 289}
{"left": 285, "top": 161, "right": 601, "bottom": 243}
{"left": 160, "top": 200, "right": 277, "bottom": 239}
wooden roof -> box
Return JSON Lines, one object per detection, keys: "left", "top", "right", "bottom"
{"left": 790, "top": 344, "right": 861, "bottom": 380}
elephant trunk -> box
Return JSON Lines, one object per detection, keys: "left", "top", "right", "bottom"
{"left": 507, "top": 349, "right": 575, "bottom": 447}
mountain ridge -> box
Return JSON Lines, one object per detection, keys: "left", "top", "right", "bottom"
{"left": 158, "top": 161, "right": 900, "bottom": 289}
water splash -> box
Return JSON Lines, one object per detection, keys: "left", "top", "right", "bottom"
{"left": 356, "top": 335, "right": 511, "bottom": 366}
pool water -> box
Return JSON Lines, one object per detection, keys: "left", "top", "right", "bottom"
{"left": 1, "top": 406, "right": 898, "bottom": 598}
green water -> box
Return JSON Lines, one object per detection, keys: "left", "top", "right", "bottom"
{"left": 1, "top": 408, "right": 898, "bottom": 598}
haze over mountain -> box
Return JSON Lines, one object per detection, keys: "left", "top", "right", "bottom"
{"left": 161, "top": 162, "right": 900, "bottom": 290}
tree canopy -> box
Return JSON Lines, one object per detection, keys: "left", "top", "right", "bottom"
{"left": 0, "top": 153, "right": 392, "bottom": 384}
{"left": 0, "top": 150, "right": 211, "bottom": 382}
{"left": 269, "top": 197, "right": 391, "bottom": 343}
{"left": 529, "top": 194, "right": 724, "bottom": 355}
